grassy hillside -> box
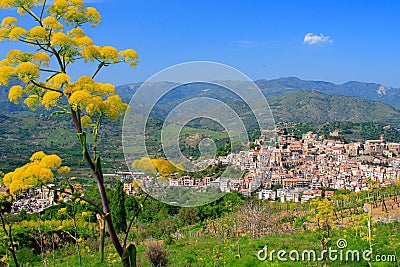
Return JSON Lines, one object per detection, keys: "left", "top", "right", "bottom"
{"left": 269, "top": 90, "right": 400, "bottom": 124}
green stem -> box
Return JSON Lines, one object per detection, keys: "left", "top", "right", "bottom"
{"left": 71, "top": 109, "right": 125, "bottom": 257}
{"left": 0, "top": 212, "right": 19, "bottom": 267}
{"left": 123, "top": 194, "right": 148, "bottom": 248}
{"left": 93, "top": 115, "right": 103, "bottom": 159}
{"left": 40, "top": 0, "right": 47, "bottom": 21}
{"left": 92, "top": 62, "right": 106, "bottom": 79}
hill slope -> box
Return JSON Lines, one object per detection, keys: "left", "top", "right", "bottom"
{"left": 269, "top": 90, "right": 400, "bottom": 124}
{"left": 256, "top": 77, "right": 400, "bottom": 110}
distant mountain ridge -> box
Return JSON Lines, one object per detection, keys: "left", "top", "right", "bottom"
{"left": 255, "top": 77, "right": 400, "bottom": 110}
{"left": 268, "top": 90, "right": 400, "bottom": 124}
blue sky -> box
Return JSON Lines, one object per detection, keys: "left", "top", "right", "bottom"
{"left": 2, "top": 0, "right": 400, "bottom": 87}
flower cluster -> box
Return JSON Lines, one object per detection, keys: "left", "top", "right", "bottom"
{"left": 2, "top": 151, "right": 67, "bottom": 195}
{"left": 0, "top": 0, "right": 138, "bottom": 122}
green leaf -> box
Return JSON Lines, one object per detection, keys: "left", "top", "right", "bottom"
{"left": 49, "top": 110, "right": 69, "bottom": 119}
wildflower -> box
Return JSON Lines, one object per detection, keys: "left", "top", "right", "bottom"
{"left": 0, "top": 65, "right": 15, "bottom": 86}
{"left": 27, "top": 26, "right": 47, "bottom": 42}
{"left": 49, "top": 73, "right": 70, "bottom": 88}
{"left": 51, "top": 32, "right": 76, "bottom": 47}
{"left": 32, "top": 52, "right": 50, "bottom": 66}
{"left": 1, "top": 16, "right": 17, "bottom": 27}
{"left": 15, "top": 62, "right": 40, "bottom": 83}
{"left": 120, "top": 49, "right": 138, "bottom": 67}
{"left": 81, "top": 45, "right": 100, "bottom": 62}
{"left": 42, "top": 16, "right": 63, "bottom": 31}
{"left": 30, "top": 151, "right": 47, "bottom": 161}
{"left": 80, "top": 115, "right": 92, "bottom": 128}
{"left": 8, "top": 26, "right": 26, "bottom": 40}
{"left": 101, "top": 46, "right": 119, "bottom": 63}
{"left": 40, "top": 154, "right": 62, "bottom": 169}
{"left": 85, "top": 7, "right": 101, "bottom": 26}
{"left": 58, "top": 207, "right": 67, "bottom": 214}
{"left": 42, "top": 91, "right": 62, "bottom": 109}
{"left": 8, "top": 85, "right": 23, "bottom": 104}
{"left": 68, "top": 90, "right": 91, "bottom": 109}
{"left": 58, "top": 166, "right": 71, "bottom": 176}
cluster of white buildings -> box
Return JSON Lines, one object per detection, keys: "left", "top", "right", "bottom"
{"left": 121, "top": 129, "right": 400, "bottom": 202}
{"left": 87, "top": 127, "right": 400, "bottom": 204}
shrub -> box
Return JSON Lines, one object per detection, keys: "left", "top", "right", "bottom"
{"left": 145, "top": 242, "right": 168, "bottom": 267}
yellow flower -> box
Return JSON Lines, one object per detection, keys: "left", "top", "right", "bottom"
{"left": 69, "top": 0, "right": 84, "bottom": 8}
{"left": 3, "top": 152, "right": 62, "bottom": 195}
{"left": 27, "top": 26, "right": 47, "bottom": 42}
{"left": 85, "top": 96, "right": 103, "bottom": 115}
{"left": 42, "top": 91, "right": 62, "bottom": 109}
{"left": 24, "top": 94, "right": 41, "bottom": 110}
{"left": 8, "top": 26, "right": 26, "bottom": 40}
{"left": 30, "top": 151, "right": 47, "bottom": 161}
{"left": 0, "top": 65, "right": 15, "bottom": 86}
{"left": 8, "top": 85, "right": 23, "bottom": 104}
{"left": 58, "top": 207, "right": 67, "bottom": 214}
{"left": 68, "top": 27, "right": 85, "bottom": 38}
{"left": 5, "top": 49, "right": 22, "bottom": 63}
{"left": 42, "top": 16, "right": 63, "bottom": 31}
{"left": 40, "top": 154, "right": 62, "bottom": 169}
{"left": 48, "top": 0, "right": 68, "bottom": 17}
{"left": 80, "top": 115, "right": 92, "bottom": 128}
{"left": 81, "top": 45, "right": 100, "bottom": 62}
{"left": 120, "top": 49, "right": 138, "bottom": 67}
{"left": 57, "top": 166, "right": 71, "bottom": 176}
{"left": 74, "top": 36, "right": 92, "bottom": 47}
{"left": 51, "top": 32, "right": 76, "bottom": 47}
{"left": 103, "top": 95, "right": 128, "bottom": 120}
{"left": 49, "top": 73, "right": 70, "bottom": 88}
{"left": 101, "top": 46, "right": 119, "bottom": 63}
{"left": 98, "top": 83, "right": 115, "bottom": 95}
{"left": 15, "top": 62, "right": 40, "bottom": 83}
{"left": 85, "top": 7, "right": 101, "bottom": 26}
{"left": 32, "top": 52, "right": 50, "bottom": 66}
{"left": 1, "top": 16, "right": 17, "bottom": 27}
{"left": 39, "top": 168, "right": 54, "bottom": 182}
{"left": 68, "top": 90, "right": 91, "bottom": 109}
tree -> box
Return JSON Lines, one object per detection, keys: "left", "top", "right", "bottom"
{"left": 0, "top": 0, "right": 138, "bottom": 266}
{"left": 176, "top": 207, "right": 199, "bottom": 227}
{"left": 111, "top": 180, "right": 127, "bottom": 234}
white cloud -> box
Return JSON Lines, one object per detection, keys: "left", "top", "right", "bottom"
{"left": 303, "top": 33, "right": 333, "bottom": 45}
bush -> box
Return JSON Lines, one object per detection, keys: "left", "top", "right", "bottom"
{"left": 145, "top": 242, "right": 168, "bottom": 267}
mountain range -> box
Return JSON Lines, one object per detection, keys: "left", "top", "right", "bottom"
{"left": 1, "top": 77, "right": 400, "bottom": 125}
{"left": 115, "top": 78, "right": 400, "bottom": 125}
{"left": 256, "top": 77, "right": 400, "bottom": 110}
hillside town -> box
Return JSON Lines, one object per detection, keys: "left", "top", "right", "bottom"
{"left": 139, "top": 128, "right": 400, "bottom": 203}
{"left": 224, "top": 128, "right": 400, "bottom": 202}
